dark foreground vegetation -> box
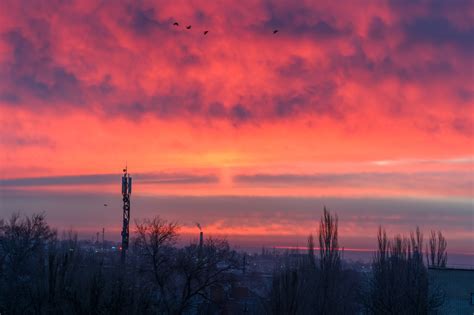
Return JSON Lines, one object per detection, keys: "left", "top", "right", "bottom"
{"left": 0, "top": 208, "right": 448, "bottom": 314}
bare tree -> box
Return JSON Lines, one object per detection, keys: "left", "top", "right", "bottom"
{"left": 132, "top": 216, "right": 179, "bottom": 313}
{"left": 171, "top": 237, "right": 239, "bottom": 313}
{"left": 366, "top": 226, "right": 445, "bottom": 314}
{"left": 0, "top": 213, "right": 56, "bottom": 314}
{"left": 0, "top": 213, "right": 55, "bottom": 270}
{"left": 0, "top": 213, "right": 244, "bottom": 314}
{"left": 426, "top": 230, "right": 447, "bottom": 268}
{"left": 319, "top": 207, "right": 341, "bottom": 274}
{"left": 317, "top": 206, "right": 344, "bottom": 314}
{"left": 268, "top": 262, "right": 307, "bottom": 315}
{"left": 268, "top": 207, "right": 359, "bottom": 315}
{"left": 132, "top": 217, "right": 240, "bottom": 313}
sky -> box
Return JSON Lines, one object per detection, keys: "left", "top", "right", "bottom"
{"left": 0, "top": 0, "right": 473, "bottom": 256}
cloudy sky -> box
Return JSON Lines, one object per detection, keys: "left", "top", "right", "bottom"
{"left": 0, "top": 0, "right": 472, "bottom": 254}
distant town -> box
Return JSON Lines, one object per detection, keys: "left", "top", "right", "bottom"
{"left": 1, "top": 208, "right": 472, "bottom": 314}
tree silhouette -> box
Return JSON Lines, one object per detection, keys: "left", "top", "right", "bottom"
{"left": 365, "top": 226, "right": 445, "bottom": 314}
{"left": 426, "top": 230, "right": 447, "bottom": 268}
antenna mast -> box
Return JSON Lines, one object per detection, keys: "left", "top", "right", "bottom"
{"left": 121, "top": 166, "right": 132, "bottom": 263}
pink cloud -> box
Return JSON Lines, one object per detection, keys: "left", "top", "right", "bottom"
{"left": 0, "top": 0, "right": 471, "bottom": 129}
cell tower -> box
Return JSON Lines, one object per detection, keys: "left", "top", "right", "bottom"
{"left": 121, "top": 166, "right": 132, "bottom": 263}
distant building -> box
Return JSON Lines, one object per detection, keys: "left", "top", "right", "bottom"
{"left": 429, "top": 267, "right": 474, "bottom": 314}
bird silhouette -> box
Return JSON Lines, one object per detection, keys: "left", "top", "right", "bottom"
{"left": 104, "top": 204, "right": 108, "bottom": 207}
{"left": 173, "top": 22, "right": 179, "bottom": 26}
{"left": 273, "top": 30, "right": 279, "bottom": 34}
{"left": 203, "top": 30, "right": 208, "bottom": 35}
{"left": 186, "top": 25, "right": 192, "bottom": 29}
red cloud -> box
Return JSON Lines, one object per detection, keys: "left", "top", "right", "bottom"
{"left": 0, "top": 0, "right": 471, "bottom": 127}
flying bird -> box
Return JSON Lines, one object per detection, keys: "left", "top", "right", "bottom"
{"left": 203, "top": 30, "right": 208, "bottom": 35}
{"left": 186, "top": 25, "right": 192, "bottom": 29}
{"left": 273, "top": 29, "right": 279, "bottom": 34}
{"left": 173, "top": 22, "right": 179, "bottom": 26}
{"left": 103, "top": 204, "right": 108, "bottom": 207}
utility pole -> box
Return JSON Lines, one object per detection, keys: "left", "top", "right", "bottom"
{"left": 121, "top": 166, "right": 132, "bottom": 264}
